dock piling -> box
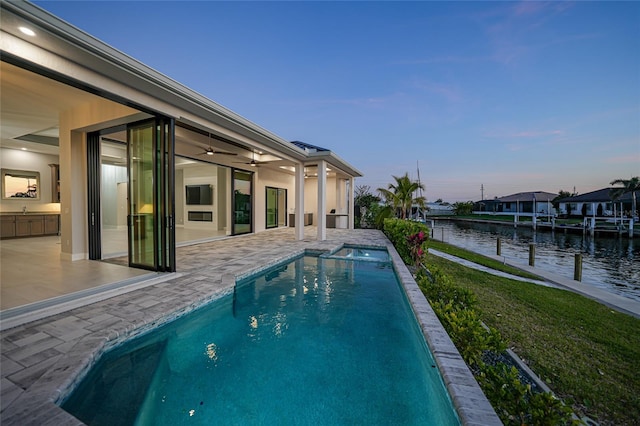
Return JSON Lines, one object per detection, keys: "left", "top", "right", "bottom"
{"left": 574, "top": 253, "right": 583, "bottom": 282}
{"left": 529, "top": 243, "right": 536, "bottom": 267}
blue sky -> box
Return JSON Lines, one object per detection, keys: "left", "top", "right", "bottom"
{"left": 36, "top": 1, "right": 639, "bottom": 202}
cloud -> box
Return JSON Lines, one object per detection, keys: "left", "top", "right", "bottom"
{"left": 272, "top": 95, "right": 393, "bottom": 109}
{"left": 392, "top": 55, "right": 492, "bottom": 66}
{"left": 412, "top": 81, "right": 462, "bottom": 103}
{"left": 605, "top": 154, "right": 640, "bottom": 165}
{"left": 474, "top": 1, "right": 578, "bottom": 66}
{"left": 484, "top": 128, "right": 565, "bottom": 139}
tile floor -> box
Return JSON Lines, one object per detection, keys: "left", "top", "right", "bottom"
{"left": 1, "top": 227, "right": 233, "bottom": 311}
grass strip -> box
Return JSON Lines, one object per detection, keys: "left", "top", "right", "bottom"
{"left": 425, "top": 253, "right": 640, "bottom": 426}
{"left": 427, "top": 239, "right": 541, "bottom": 281}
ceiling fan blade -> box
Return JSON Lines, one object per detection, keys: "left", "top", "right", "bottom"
{"left": 199, "top": 147, "right": 237, "bottom": 156}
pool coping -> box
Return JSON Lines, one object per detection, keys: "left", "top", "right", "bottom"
{"left": 0, "top": 229, "right": 500, "bottom": 425}
{"left": 383, "top": 241, "right": 502, "bottom": 426}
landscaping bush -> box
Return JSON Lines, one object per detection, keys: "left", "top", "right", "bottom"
{"left": 382, "top": 218, "right": 429, "bottom": 264}
{"left": 415, "top": 267, "right": 575, "bottom": 425}
{"left": 477, "top": 363, "right": 575, "bottom": 426}
{"left": 417, "top": 268, "right": 505, "bottom": 367}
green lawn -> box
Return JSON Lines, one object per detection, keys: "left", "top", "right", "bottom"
{"left": 427, "top": 239, "right": 541, "bottom": 280}
{"left": 425, "top": 252, "right": 640, "bottom": 426}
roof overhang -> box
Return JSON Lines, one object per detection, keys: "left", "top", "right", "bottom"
{"left": 2, "top": 1, "right": 351, "bottom": 168}
{"left": 304, "top": 150, "right": 363, "bottom": 179}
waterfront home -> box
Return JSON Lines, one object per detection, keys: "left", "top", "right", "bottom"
{"left": 0, "top": 0, "right": 361, "bottom": 290}
{"left": 556, "top": 188, "right": 636, "bottom": 218}
{"left": 475, "top": 191, "right": 557, "bottom": 215}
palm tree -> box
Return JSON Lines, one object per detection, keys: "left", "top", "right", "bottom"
{"left": 377, "top": 173, "right": 426, "bottom": 219}
{"left": 609, "top": 176, "right": 639, "bottom": 218}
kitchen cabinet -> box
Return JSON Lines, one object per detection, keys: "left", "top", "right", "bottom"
{"left": 1, "top": 216, "right": 16, "bottom": 238}
{"left": 0, "top": 214, "right": 60, "bottom": 238}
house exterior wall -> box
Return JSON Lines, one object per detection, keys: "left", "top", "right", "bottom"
{"left": 1, "top": 1, "right": 361, "bottom": 262}
{"left": 253, "top": 167, "right": 295, "bottom": 231}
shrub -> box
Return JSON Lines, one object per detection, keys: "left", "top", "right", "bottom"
{"left": 417, "top": 266, "right": 476, "bottom": 311}
{"left": 382, "top": 218, "right": 429, "bottom": 264}
{"left": 414, "top": 265, "right": 573, "bottom": 425}
{"left": 407, "top": 230, "right": 428, "bottom": 267}
{"left": 477, "top": 363, "right": 576, "bottom": 426}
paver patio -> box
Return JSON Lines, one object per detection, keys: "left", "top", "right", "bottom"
{"left": 0, "top": 227, "right": 499, "bottom": 425}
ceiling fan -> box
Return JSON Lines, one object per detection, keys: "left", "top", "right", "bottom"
{"left": 198, "top": 134, "right": 237, "bottom": 157}
{"left": 234, "top": 151, "right": 273, "bottom": 167}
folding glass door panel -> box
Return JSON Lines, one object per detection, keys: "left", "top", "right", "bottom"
{"left": 127, "top": 118, "right": 175, "bottom": 271}
{"left": 233, "top": 170, "right": 252, "bottom": 235}
{"left": 128, "top": 123, "right": 156, "bottom": 269}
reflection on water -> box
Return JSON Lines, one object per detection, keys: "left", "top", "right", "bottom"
{"left": 433, "top": 220, "right": 640, "bottom": 302}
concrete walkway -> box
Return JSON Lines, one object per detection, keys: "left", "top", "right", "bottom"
{"left": 0, "top": 228, "right": 500, "bottom": 426}
{"left": 429, "top": 248, "right": 640, "bottom": 319}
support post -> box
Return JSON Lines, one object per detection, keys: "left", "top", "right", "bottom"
{"left": 528, "top": 243, "right": 535, "bottom": 267}
{"left": 574, "top": 253, "right": 582, "bottom": 281}
{"left": 441, "top": 228, "right": 444, "bottom": 241}
{"left": 630, "top": 219, "right": 634, "bottom": 238}
{"left": 317, "top": 160, "right": 327, "bottom": 241}
{"left": 294, "top": 163, "right": 305, "bottom": 240}
{"left": 496, "top": 238, "right": 501, "bottom": 256}
{"left": 532, "top": 213, "right": 537, "bottom": 230}
{"left": 348, "top": 177, "right": 355, "bottom": 230}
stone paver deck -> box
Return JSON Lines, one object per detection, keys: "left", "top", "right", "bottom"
{"left": 0, "top": 227, "right": 500, "bottom": 425}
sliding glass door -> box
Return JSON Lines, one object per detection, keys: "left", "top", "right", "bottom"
{"left": 277, "top": 188, "right": 286, "bottom": 227}
{"left": 266, "top": 186, "right": 287, "bottom": 229}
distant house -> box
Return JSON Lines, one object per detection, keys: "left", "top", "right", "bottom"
{"left": 556, "top": 188, "right": 635, "bottom": 217}
{"left": 425, "top": 202, "right": 454, "bottom": 216}
{"left": 475, "top": 191, "right": 557, "bottom": 215}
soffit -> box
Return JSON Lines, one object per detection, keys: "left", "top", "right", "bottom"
{"left": 1, "top": 1, "right": 309, "bottom": 163}
{"left": 0, "top": 61, "right": 103, "bottom": 154}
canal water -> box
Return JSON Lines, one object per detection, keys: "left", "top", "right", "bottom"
{"left": 430, "top": 220, "right": 639, "bottom": 302}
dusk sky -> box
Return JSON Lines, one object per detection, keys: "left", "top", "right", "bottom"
{"left": 35, "top": 1, "right": 639, "bottom": 202}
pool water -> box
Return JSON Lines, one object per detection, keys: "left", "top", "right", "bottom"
{"left": 324, "top": 246, "right": 391, "bottom": 262}
{"left": 62, "top": 255, "right": 459, "bottom": 425}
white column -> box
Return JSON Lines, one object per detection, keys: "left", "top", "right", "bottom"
{"left": 348, "top": 177, "right": 355, "bottom": 229}
{"left": 295, "top": 163, "right": 305, "bottom": 240}
{"left": 317, "top": 160, "right": 327, "bottom": 241}
{"left": 335, "top": 178, "right": 342, "bottom": 212}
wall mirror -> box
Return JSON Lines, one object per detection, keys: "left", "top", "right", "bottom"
{"left": 1, "top": 169, "right": 41, "bottom": 200}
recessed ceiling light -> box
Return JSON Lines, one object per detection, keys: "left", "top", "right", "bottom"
{"left": 21, "top": 147, "right": 27, "bottom": 151}
{"left": 19, "top": 27, "right": 35, "bottom": 37}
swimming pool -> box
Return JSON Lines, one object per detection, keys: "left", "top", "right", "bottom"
{"left": 62, "top": 255, "right": 460, "bottom": 425}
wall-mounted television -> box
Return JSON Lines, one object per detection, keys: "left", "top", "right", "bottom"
{"left": 185, "top": 184, "right": 213, "bottom": 205}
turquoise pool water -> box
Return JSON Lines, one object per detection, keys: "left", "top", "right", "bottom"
{"left": 324, "top": 246, "right": 391, "bottom": 262}
{"left": 62, "top": 255, "right": 459, "bottom": 425}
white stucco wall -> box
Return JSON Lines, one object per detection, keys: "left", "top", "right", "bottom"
{"left": 253, "top": 167, "right": 295, "bottom": 231}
